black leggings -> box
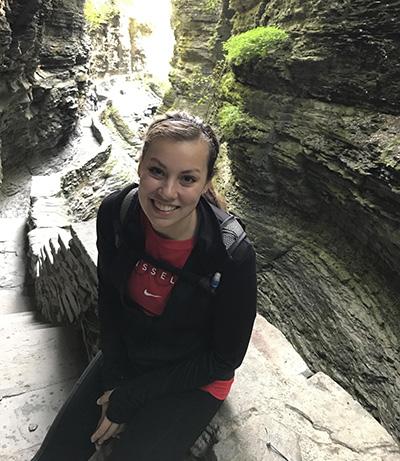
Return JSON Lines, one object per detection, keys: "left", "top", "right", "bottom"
{"left": 31, "top": 353, "right": 222, "bottom": 461}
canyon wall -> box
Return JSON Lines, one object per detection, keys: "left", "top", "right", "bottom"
{"left": 170, "top": 0, "right": 400, "bottom": 440}
{"left": 165, "top": 0, "right": 229, "bottom": 114}
{"left": 0, "top": 0, "right": 89, "bottom": 173}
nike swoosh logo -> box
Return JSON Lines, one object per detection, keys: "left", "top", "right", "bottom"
{"left": 144, "top": 289, "right": 162, "bottom": 298}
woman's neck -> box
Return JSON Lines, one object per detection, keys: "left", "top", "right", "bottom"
{"left": 146, "top": 209, "right": 198, "bottom": 241}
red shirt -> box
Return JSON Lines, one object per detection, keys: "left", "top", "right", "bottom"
{"left": 128, "top": 212, "right": 234, "bottom": 400}
{"left": 128, "top": 214, "right": 194, "bottom": 316}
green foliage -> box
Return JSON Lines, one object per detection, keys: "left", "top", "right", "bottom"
{"left": 218, "top": 72, "right": 245, "bottom": 106}
{"left": 218, "top": 103, "right": 266, "bottom": 141}
{"left": 205, "top": 0, "right": 219, "bottom": 12}
{"left": 218, "top": 104, "right": 247, "bottom": 138}
{"left": 84, "top": 0, "right": 118, "bottom": 30}
{"left": 223, "top": 26, "right": 288, "bottom": 65}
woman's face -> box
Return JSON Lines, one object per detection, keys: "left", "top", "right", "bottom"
{"left": 138, "top": 137, "right": 210, "bottom": 240}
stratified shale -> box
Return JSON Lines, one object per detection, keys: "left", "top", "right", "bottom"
{"left": 169, "top": 0, "right": 400, "bottom": 441}
{"left": 0, "top": 0, "right": 89, "bottom": 173}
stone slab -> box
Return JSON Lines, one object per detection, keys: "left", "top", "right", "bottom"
{"left": 252, "top": 314, "right": 312, "bottom": 378}
{"left": 0, "top": 217, "right": 26, "bottom": 243}
{"left": 0, "top": 251, "right": 25, "bottom": 288}
{"left": 0, "top": 379, "right": 76, "bottom": 460}
{"left": 2, "top": 445, "right": 39, "bottom": 461}
{"left": 0, "top": 325, "right": 85, "bottom": 398}
{"left": 0, "top": 218, "right": 27, "bottom": 289}
{"left": 28, "top": 227, "right": 72, "bottom": 271}
{"left": 30, "top": 175, "right": 62, "bottom": 200}
{"left": 0, "top": 289, "right": 32, "bottom": 315}
{"left": 29, "top": 196, "right": 71, "bottom": 229}
{"left": 72, "top": 219, "right": 97, "bottom": 264}
{"left": 191, "top": 315, "right": 400, "bottom": 461}
{"left": 0, "top": 311, "right": 43, "bottom": 333}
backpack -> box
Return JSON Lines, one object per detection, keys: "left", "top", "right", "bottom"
{"left": 114, "top": 186, "right": 247, "bottom": 294}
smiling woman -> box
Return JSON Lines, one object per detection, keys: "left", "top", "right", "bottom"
{"left": 138, "top": 137, "right": 210, "bottom": 240}
{"left": 32, "top": 112, "right": 257, "bottom": 461}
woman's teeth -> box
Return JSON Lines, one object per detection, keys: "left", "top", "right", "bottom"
{"left": 153, "top": 200, "right": 178, "bottom": 212}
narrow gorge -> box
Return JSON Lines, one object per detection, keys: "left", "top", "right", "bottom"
{"left": 168, "top": 0, "right": 400, "bottom": 442}
{"left": 0, "top": 0, "right": 399, "bottom": 460}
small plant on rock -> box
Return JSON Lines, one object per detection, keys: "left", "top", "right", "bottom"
{"left": 223, "top": 26, "right": 288, "bottom": 66}
{"left": 84, "top": 0, "right": 118, "bottom": 30}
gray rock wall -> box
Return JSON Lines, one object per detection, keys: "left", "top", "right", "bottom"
{"left": 0, "top": 0, "right": 89, "bottom": 170}
{"left": 168, "top": 0, "right": 400, "bottom": 441}
{"left": 165, "top": 0, "right": 227, "bottom": 114}
{"left": 86, "top": 12, "right": 132, "bottom": 78}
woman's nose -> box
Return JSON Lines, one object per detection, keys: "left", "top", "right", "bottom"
{"left": 158, "top": 179, "right": 178, "bottom": 200}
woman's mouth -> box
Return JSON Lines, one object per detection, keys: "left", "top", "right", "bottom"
{"left": 151, "top": 199, "right": 179, "bottom": 213}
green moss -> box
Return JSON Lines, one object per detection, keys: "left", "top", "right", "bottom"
{"left": 218, "top": 103, "right": 267, "bottom": 141}
{"left": 205, "top": 0, "right": 219, "bottom": 12}
{"left": 218, "top": 71, "right": 249, "bottom": 106}
{"left": 84, "top": 0, "right": 118, "bottom": 31}
{"left": 223, "top": 26, "right": 289, "bottom": 66}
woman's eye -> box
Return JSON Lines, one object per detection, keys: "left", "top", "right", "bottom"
{"left": 148, "top": 166, "right": 164, "bottom": 177}
{"left": 181, "top": 175, "right": 197, "bottom": 185}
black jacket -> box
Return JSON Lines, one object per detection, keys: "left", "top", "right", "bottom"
{"left": 96, "top": 184, "right": 257, "bottom": 423}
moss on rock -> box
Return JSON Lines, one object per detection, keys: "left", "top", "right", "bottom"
{"left": 218, "top": 103, "right": 267, "bottom": 142}
{"left": 223, "top": 26, "right": 289, "bottom": 66}
{"left": 84, "top": 0, "right": 118, "bottom": 31}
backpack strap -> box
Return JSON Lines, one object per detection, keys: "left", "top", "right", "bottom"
{"left": 114, "top": 186, "right": 138, "bottom": 248}
{"left": 208, "top": 203, "right": 247, "bottom": 258}
{"left": 120, "top": 186, "right": 138, "bottom": 224}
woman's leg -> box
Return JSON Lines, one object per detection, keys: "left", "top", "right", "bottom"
{"left": 31, "top": 352, "right": 103, "bottom": 461}
{"left": 108, "top": 390, "right": 223, "bottom": 461}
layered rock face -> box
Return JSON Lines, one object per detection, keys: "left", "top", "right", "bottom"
{"left": 166, "top": 0, "right": 228, "bottom": 113}
{"left": 169, "top": 0, "right": 400, "bottom": 441}
{"left": 86, "top": 13, "right": 132, "bottom": 78}
{"left": 0, "top": 0, "right": 89, "bottom": 172}
{"left": 221, "top": 0, "right": 400, "bottom": 440}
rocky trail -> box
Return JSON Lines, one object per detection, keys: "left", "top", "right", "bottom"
{"left": 0, "top": 218, "right": 85, "bottom": 460}
{"left": 0, "top": 77, "right": 161, "bottom": 460}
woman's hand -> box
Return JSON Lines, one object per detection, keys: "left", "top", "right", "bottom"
{"left": 95, "top": 390, "right": 113, "bottom": 430}
{"left": 91, "top": 390, "right": 125, "bottom": 449}
{"left": 91, "top": 415, "right": 122, "bottom": 448}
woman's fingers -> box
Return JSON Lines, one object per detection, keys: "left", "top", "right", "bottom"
{"left": 95, "top": 402, "right": 109, "bottom": 430}
{"left": 91, "top": 416, "right": 120, "bottom": 445}
{"left": 91, "top": 417, "right": 111, "bottom": 443}
{"left": 98, "top": 422, "right": 120, "bottom": 444}
{"left": 91, "top": 392, "right": 118, "bottom": 445}
{"left": 96, "top": 389, "right": 114, "bottom": 406}
{"left": 113, "top": 423, "right": 126, "bottom": 438}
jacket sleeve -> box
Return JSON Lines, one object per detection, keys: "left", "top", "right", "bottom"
{"left": 96, "top": 196, "right": 129, "bottom": 391}
{"left": 106, "top": 242, "right": 257, "bottom": 423}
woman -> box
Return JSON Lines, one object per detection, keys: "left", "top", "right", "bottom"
{"left": 32, "top": 111, "right": 257, "bottom": 461}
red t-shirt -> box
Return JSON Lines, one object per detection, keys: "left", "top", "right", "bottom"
{"left": 128, "top": 212, "right": 234, "bottom": 399}
{"left": 128, "top": 214, "right": 194, "bottom": 315}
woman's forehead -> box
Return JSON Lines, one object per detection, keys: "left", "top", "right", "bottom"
{"left": 145, "top": 138, "right": 209, "bottom": 170}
